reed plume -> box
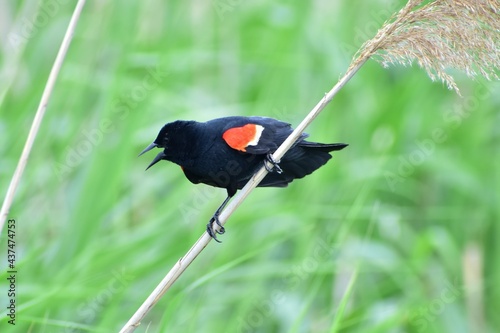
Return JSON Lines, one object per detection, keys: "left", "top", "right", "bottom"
{"left": 353, "top": 0, "right": 500, "bottom": 94}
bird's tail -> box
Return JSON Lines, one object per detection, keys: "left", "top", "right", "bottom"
{"left": 298, "top": 142, "right": 348, "bottom": 152}
{"left": 258, "top": 141, "right": 347, "bottom": 188}
{"left": 290, "top": 142, "right": 348, "bottom": 173}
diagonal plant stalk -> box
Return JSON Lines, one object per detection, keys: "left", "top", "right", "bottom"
{"left": 119, "top": 56, "right": 368, "bottom": 333}
{"left": 120, "top": 0, "right": 500, "bottom": 330}
{"left": 0, "top": 0, "right": 87, "bottom": 234}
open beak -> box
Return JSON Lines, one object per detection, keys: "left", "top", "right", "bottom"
{"left": 139, "top": 142, "right": 165, "bottom": 170}
{"left": 138, "top": 142, "right": 158, "bottom": 156}
{"left": 145, "top": 151, "right": 166, "bottom": 170}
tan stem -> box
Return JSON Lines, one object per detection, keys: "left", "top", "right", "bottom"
{"left": 0, "top": 0, "right": 87, "bottom": 234}
{"left": 119, "top": 56, "right": 370, "bottom": 333}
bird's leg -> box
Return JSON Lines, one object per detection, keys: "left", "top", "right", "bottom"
{"left": 265, "top": 153, "right": 283, "bottom": 174}
{"left": 206, "top": 195, "right": 232, "bottom": 243}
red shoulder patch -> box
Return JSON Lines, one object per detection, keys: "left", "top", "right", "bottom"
{"left": 222, "top": 124, "right": 264, "bottom": 152}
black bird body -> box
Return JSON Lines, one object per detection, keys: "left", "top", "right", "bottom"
{"left": 143, "top": 116, "right": 347, "bottom": 196}
{"left": 140, "top": 116, "right": 347, "bottom": 241}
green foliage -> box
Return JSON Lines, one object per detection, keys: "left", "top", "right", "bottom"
{"left": 0, "top": 0, "right": 498, "bottom": 332}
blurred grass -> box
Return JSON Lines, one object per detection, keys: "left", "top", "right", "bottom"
{"left": 0, "top": 0, "right": 499, "bottom": 332}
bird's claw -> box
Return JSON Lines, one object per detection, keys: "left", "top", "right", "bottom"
{"left": 265, "top": 154, "right": 283, "bottom": 174}
{"left": 207, "top": 215, "right": 225, "bottom": 243}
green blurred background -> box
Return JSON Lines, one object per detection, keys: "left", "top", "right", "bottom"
{"left": 1, "top": 0, "right": 499, "bottom": 332}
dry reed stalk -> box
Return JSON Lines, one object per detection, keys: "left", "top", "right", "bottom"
{"left": 119, "top": 1, "right": 499, "bottom": 332}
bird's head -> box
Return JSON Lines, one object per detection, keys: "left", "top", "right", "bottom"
{"left": 139, "top": 121, "right": 193, "bottom": 170}
{"left": 138, "top": 124, "right": 172, "bottom": 170}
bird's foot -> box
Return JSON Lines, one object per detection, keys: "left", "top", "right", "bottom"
{"left": 206, "top": 214, "right": 225, "bottom": 243}
{"left": 265, "top": 153, "right": 283, "bottom": 174}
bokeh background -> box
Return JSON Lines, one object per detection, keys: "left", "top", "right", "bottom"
{"left": 1, "top": 0, "right": 499, "bottom": 332}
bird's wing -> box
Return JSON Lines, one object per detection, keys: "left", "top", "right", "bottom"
{"left": 222, "top": 119, "right": 296, "bottom": 154}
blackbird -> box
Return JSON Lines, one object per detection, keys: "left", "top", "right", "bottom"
{"left": 140, "top": 116, "right": 347, "bottom": 242}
